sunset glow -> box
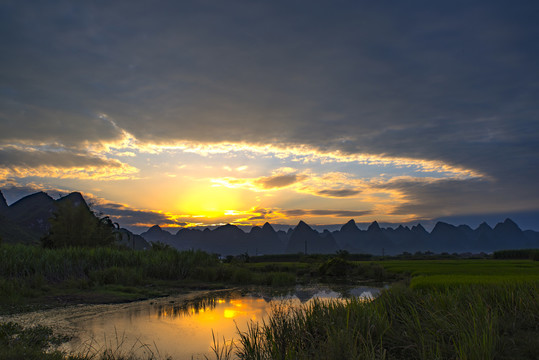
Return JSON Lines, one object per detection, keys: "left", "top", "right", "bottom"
{"left": 1, "top": 1, "right": 538, "bottom": 231}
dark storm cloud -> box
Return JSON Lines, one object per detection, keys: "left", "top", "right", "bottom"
{"left": 377, "top": 177, "right": 539, "bottom": 220}
{"left": 0, "top": 146, "right": 123, "bottom": 168}
{"left": 2, "top": 1, "right": 539, "bottom": 219}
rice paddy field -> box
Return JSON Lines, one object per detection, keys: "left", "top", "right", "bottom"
{"left": 373, "top": 259, "right": 539, "bottom": 289}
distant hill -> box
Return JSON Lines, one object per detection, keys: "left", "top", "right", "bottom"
{"left": 140, "top": 218, "right": 539, "bottom": 256}
{"left": 3, "top": 189, "right": 537, "bottom": 255}
{"left": 0, "top": 190, "right": 149, "bottom": 249}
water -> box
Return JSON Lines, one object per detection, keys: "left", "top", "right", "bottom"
{"left": 43, "top": 286, "right": 381, "bottom": 359}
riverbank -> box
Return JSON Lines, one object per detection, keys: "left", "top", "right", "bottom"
{"left": 0, "top": 289, "right": 235, "bottom": 341}
{"left": 0, "top": 243, "right": 397, "bottom": 315}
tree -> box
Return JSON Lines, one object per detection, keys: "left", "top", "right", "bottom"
{"left": 41, "top": 200, "right": 117, "bottom": 248}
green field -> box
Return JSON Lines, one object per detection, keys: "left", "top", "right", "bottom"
{"left": 371, "top": 259, "right": 539, "bottom": 289}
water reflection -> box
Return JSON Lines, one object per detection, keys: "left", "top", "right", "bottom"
{"left": 64, "top": 286, "right": 381, "bottom": 359}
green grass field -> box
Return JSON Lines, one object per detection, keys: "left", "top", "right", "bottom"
{"left": 370, "top": 259, "right": 539, "bottom": 289}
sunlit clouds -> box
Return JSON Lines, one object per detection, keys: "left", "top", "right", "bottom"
{"left": 2, "top": 1, "right": 538, "bottom": 230}
{"left": 0, "top": 120, "right": 493, "bottom": 229}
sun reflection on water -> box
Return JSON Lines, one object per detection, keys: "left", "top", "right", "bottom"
{"left": 65, "top": 287, "right": 381, "bottom": 359}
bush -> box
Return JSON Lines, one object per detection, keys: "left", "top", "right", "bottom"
{"left": 319, "top": 258, "right": 352, "bottom": 277}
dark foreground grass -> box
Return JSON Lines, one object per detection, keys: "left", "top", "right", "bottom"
{"left": 0, "top": 244, "right": 299, "bottom": 313}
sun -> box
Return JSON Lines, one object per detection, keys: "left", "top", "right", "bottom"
{"left": 177, "top": 185, "right": 242, "bottom": 218}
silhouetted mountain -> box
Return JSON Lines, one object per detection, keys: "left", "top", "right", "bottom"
{"left": 207, "top": 224, "right": 249, "bottom": 255}
{"left": 0, "top": 190, "right": 149, "bottom": 249}
{"left": 115, "top": 228, "right": 150, "bottom": 250}
{"left": 5, "top": 191, "right": 56, "bottom": 235}
{"left": 286, "top": 221, "right": 338, "bottom": 254}
{"left": 136, "top": 217, "right": 539, "bottom": 256}
{"left": 57, "top": 192, "right": 88, "bottom": 209}
{"left": 249, "top": 222, "right": 284, "bottom": 255}
{"left": 276, "top": 230, "right": 289, "bottom": 246}
{"left": 286, "top": 221, "right": 317, "bottom": 254}
{"left": 175, "top": 228, "right": 204, "bottom": 250}
{"left": 0, "top": 190, "right": 7, "bottom": 210}
{"left": 334, "top": 219, "right": 365, "bottom": 252}
{"left": 492, "top": 218, "right": 526, "bottom": 250}
{"left": 385, "top": 225, "right": 417, "bottom": 253}
{"left": 137, "top": 217, "right": 539, "bottom": 256}
{"left": 430, "top": 222, "right": 472, "bottom": 253}
{"left": 341, "top": 219, "right": 360, "bottom": 233}
{"left": 364, "top": 221, "right": 394, "bottom": 255}
{"left": 474, "top": 222, "right": 494, "bottom": 252}
{"left": 140, "top": 225, "right": 175, "bottom": 245}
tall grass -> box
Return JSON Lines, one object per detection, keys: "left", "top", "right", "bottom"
{"left": 0, "top": 244, "right": 299, "bottom": 303}
{"left": 0, "top": 244, "right": 219, "bottom": 283}
{"left": 232, "top": 282, "right": 538, "bottom": 359}
{"left": 0, "top": 243, "right": 220, "bottom": 303}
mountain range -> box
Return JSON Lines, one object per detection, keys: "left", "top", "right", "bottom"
{"left": 0, "top": 190, "right": 149, "bottom": 250}
{"left": 1, "top": 190, "right": 538, "bottom": 255}
{"left": 141, "top": 218, "right": 539, "bottom": 256}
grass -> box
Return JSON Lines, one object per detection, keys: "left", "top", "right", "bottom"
{"left": 229, "top": 259, "right": 539, "bottom": 360}
{"left": 370, "top": 259, "right": 539, "bottom": 277}
{"left": 2, "top": 247, "right": 538, "bottom": 359}
{"left": 0, "top": 243, "right": 224, "bottom": 313}
{"left": 0, "top": 244, "right": 303, "bottom": 313}
{"left": 2, "top": 244, "right": 396, "bottom": 313}
{"left": 231, "top": 282, "right": 538, "bottom": 360}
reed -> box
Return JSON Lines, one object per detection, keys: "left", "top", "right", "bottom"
{"left": 232, "top": 281, "right": 538, "bottom": 360}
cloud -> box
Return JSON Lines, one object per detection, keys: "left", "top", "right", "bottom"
{"left": 314, "top": 189, "right": 361, "bottom": 198}
{"left": 1, "top": 1, "right": 538, "bottom": 223}
{"left": 283, "top": 209, "right": 372, "bottom": 218}
{"left": 254, "top": 173, "right": 306, "bottom": 189}
{"left": 0, "top": 145, "right": 138, "bottom": 180}
{"left": 373, "top": 176, "right": 539, "bottom": 220}
{"left": 0, "top": 145, "right": 123, "bottom": 168}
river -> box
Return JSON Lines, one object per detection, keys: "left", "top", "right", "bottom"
{"left": 1, "top": 285, "right": 382, "bottom": 359}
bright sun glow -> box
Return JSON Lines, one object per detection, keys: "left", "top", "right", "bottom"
{"left": 177, "top": 185, "right": 242, "bottom": 218}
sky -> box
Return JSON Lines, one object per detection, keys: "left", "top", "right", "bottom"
{"left": 1, "top": 0, "right": 539, "bottom": 233}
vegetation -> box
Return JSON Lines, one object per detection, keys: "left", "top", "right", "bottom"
{"left": 1, "top": 243, "right": 406, "bottom": 313}
{"left": 493, "top": 249, "right": 539, "bottom": 260}
{"left": 40, "top": 200, "right": 117, "bottom": 249}
{"left": 231, "top": 259, "right": 539, "bottom": 360}
{"left": 0, "top": 243, "right": 220, "bottom": 312}
{"left": 1, "top": 246, "right": 538, "bottom": 359}
{"left": 233, "top": 282, "right": 538, "bottom": 360}
{"left": 0, "top": 321, "right": 68, "bottom": 360}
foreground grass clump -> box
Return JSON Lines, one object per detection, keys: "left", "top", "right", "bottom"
{"left": 0, "top": 322, "right": 68, "bottom": 360}
{"left": 233, "top": 282, "right": 538, "bottom": 360}
{"left": 0, "top": 320, "right": 174, "bottom": 360}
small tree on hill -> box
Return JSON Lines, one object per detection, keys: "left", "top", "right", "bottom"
{"left": 41, "top": 200, "right": 117, "bottom": 248}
